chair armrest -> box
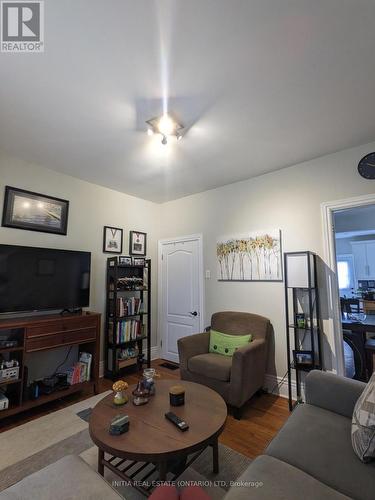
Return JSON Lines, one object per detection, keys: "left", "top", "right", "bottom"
{"left": 231, "top": 339, "right": 267, "bottom": 377}
{"left": 177, "top": 332, "right": 209, "bottom": 371}
{"left": 229, "top": 339, "right": 267, "bottom": 407}
{"left": 305, "top": 370, "right": 366, "bottom": 418}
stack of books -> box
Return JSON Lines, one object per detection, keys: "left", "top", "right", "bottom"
{"left": 109, "top": 319, "right": 143, "bottom": 344}
{"left": 66, "top": 352, "right": 92, "bottom": 385}
{"left": 117, "top": 297, "right": 142, "bottom": 317}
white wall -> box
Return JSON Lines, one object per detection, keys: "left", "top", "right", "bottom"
{"left": 159, "top": 141, "right": 375, "bottom": 381}
{"left": 0, "top": 151, "right": 161, "bottom": 365}
{"left": 3, "top": 140, "right": 375, "bottom": 386}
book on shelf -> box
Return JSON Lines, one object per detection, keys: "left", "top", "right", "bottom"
{"left": 79, "top": 352, "right": 92, "bottom": 381}
{"left": 65, "top": 352, "right": 92, "bottom": 385}
{"left": 117, "top": 296, "right": 143, "bottom": 316}
{"left": 108, "top": 319, "right": 144, "bottom": 344}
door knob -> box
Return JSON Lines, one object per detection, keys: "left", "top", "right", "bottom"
{"left": 189, "top": 311, "right": 198, "bottom": 317}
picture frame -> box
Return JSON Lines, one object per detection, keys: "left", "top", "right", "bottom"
{"left": 103, "top": 226, "right": 123, "bottom": 254}
{"left": 2, "top": 186, "right": 69, "bottom": 235}
{"left": 293, "top": 350, "right": 313, "bottom": 368}
{"left": 119, "top": 256, "right": 133, "bottom": 265}
{"left": 133, "top": 257, "right": 145, "bottom": 266}
{"left": 217, "top": 229, "right": 282, "bottom": 282}
{"left": 295, "top": 313, "right": 307, "bottom": 329}
{"left": 129, "top": 231, "right": 147, "bottom": 256}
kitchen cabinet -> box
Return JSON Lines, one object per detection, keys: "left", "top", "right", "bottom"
{"left": 351, "top": 241, "right": 375, "bottom": 280}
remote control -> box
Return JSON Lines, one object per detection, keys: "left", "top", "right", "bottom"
{"left": 165, "top": 412, "right": 189, "bottom": 431}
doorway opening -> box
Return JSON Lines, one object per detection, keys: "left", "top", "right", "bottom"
{"left": 333, "top": 204, "right": 375, "bottom": 381}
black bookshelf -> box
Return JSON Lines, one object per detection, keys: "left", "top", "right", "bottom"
{"left": 105, "top": 257, "right": 151, "bottom": 379}
{"left": 284, "top": 251, "right": 323, "bottom": 411}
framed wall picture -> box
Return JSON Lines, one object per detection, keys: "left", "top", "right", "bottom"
{"left": 103, "top": 226, "right": 123, "bottom": 254}
{"left": 129, "top": 231, "right": 147, "bottom": 256}
{"left": 119, "top": 256, "right": 132, "bottom": 265}
{"left": 293, "top": 350, "right": 313, "bottom": 369}
{"left": 217, "top": 229, "right": 282, "bottom": 281}
{"left": 2, "top": 186, "right": 69, "bottom": 235}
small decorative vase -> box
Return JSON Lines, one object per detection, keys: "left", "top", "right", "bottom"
{"left": 114, "top": 390, "right": 128, "bottom": 406}
{"left": 112, "top": 380, "right": 129, "bottom": 406}
{"left": 143, "top": 368, "right": 156, "bottom": 395}
{"left": 132, "top": 380, "right": 150, "bottom": 406}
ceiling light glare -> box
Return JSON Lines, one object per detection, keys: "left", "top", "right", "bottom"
{"left": 146, "top": 113, "right": 184, "bottom": 145}
{"left": 158, "top": 114, "right": 175, "bottom": 136}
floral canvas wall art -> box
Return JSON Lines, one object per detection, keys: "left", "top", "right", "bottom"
{"left": 217, "top": 230, "right": 282, "bottom": 281}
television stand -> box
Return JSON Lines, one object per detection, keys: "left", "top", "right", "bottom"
{"left": 0, "top": 311, "right": 100, "bottom": 420}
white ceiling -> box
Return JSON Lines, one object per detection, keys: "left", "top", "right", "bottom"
{"left": 334, "top": 205, "right": 375, "bottom": 236}
{"left": 1, "top": 0, "right": 375, "bottom": 203}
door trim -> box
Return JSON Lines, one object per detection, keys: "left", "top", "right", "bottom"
{"left": 157, "top": 234, "right": 205, "bottom": 360}
{"left": 321, "top": 193, "right": 375, "bottom": 376}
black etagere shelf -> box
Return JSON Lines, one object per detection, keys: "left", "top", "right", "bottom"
{"left": 104, "top": 257, "right": 151, "bottom": 379}
{"left": 284, "top": 251, "right": 323, "bottom": 411}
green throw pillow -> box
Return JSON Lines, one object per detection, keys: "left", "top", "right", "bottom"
{"left": 209, "top": 329, "right": 252, "bottom": 357}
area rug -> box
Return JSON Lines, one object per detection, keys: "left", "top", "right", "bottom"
{"left": 0, "top": 392, "right": 251, "bottom": 499}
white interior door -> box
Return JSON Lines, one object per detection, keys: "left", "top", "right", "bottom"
{"left": 159, "top": 236, "right": 203, "bottom": 363}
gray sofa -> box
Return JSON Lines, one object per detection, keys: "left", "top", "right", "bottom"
{"left": 0, "top": 454, "right": 122, "bottom": 500}
{"left": 1, "top": 372, "right": 373, "bottom": 500}
{"left": 224, "top": 370, "right": 375, "bottom": 500}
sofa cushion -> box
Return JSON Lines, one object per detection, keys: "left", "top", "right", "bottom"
{"left": 352, "top": 371, "right": 375, "bottom": 462}
{"left": 265, "top": 403, "right": 375, "bottom": 500}
{"left": 0, "top": 455, "right": 123, "bottom": 500}
{"left": 180, "top": 368, "right": 231, "bottom": 402}
{"left": 224, "top": 455, "right": 351, "bottom": 500}
{"left": 188, "top": 353, "right": 232, "bottom": 381}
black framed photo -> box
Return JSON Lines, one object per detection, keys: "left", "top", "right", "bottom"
{"left": 133, "top": 257, "right": 145, "bottom": 266}
{"left": 293, "top": 350, "right": 313, "bottom": 368}
{"left": 119, "top": 256, "right": 133, "bottom": 265}
{"left": 103, "top": 226, "right": 123, "bottom": 254}
{"left": 129, "top": 231, "right": 147, "bottom": 256}
{"left": 2, "top": 186, "right": 69, "bottom": 235}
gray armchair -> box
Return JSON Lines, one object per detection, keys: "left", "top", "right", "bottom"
{"left": 178, "top": 311, "right": 271, "bottom": 419}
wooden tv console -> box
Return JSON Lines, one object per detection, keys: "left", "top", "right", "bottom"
{"left": 0, "top": 311, "right": 100, "bottom": 420}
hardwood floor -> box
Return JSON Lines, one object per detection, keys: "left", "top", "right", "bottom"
{"left": 0, "top": 359, "right": 290, "bottom": 459}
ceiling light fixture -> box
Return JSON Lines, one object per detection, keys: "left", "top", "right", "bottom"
{"left": 146, "top": 113, "right": 184, "bottom": 145}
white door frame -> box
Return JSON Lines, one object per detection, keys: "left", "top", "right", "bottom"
{"left": 321, "top": 193, "right": 375, "bottom": 376}
{"left": 157, "top": 234, "right": 205, "bottom": 358}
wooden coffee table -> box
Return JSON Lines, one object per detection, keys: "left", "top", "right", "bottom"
{"left": 89, "top": 380, "right": 227, "bottom": 495}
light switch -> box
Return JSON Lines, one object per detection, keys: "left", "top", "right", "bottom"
{"left": 205, "top": 270, "right": 211, "bottom": 279}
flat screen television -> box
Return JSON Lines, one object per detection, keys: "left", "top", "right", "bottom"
{"left": 0, "top": 244, "right": 91, "bottom": 313}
